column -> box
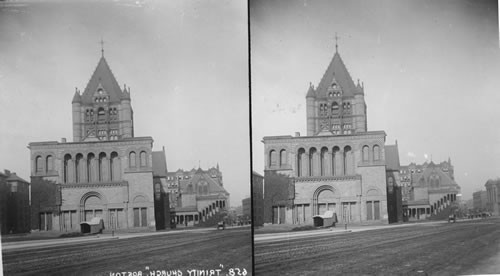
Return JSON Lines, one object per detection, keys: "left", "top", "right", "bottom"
{"left": 325, "top": 151, "right": 332, "bottom": 176}
{"left": 90, "top": 158, "right": 97, "bottom": 182}
{"left": 102, "top": 157, "right": 109, "bottom": 181}
{"left": 338, "top": 150, "right": 344, "bottom": 176}
{"left": 314, "top": 150, "right": 320, "bottom": 177}
{"left": 303, "top": 153, "right": 310, "bottom": 177}
{"left": 68, "top": 159, "right": 76, "bottom": 183}
{"left": 81, "top": 158, "right": 88, "bottom": 183}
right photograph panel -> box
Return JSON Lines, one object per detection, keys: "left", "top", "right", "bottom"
{"left": 250, "top": 0, "right": 500, "bottom": 274}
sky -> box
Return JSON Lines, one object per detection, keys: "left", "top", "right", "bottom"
{"left": 250, "top": 0, "right": 500, "bottom": 200}
{"left": 0, "top": 0, "right": 249, "bottom": 206}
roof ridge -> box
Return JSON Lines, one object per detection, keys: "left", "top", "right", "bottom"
{"left": 81, "top": 56, "right": 124, "bottom": 104}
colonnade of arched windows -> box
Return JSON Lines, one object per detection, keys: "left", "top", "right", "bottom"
{"left": 296, "top": 145, "right": 354, "bottom": 177}
{"left": 62, "top": 151, "right": 121, "bottom": 183}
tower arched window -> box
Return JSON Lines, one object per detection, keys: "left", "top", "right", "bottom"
{"left": 140, "top": 151, "right": 147, "bottom": 167}
{"left": 46, "top": 155, "right": 54, "bottom": 172}
{"left": 129, "top": 152, "right": 136, "bottom": 168}
{"left": 36, "top": 156, "right": 43, "bottom": 172}
{"left": 279, "top": 149, "right": 287, "bottom": 166}
{"left": 362, "top": 146, "right": 369, "bottom": 162}
{"left": 269, "top": 150, "right": 277, "bottom": 167}
{"left": 373, "top": 145, "right": 381, "bottom": 161}
{"left": 331, "top": 102, "right": 339, "bottom": 114}
{"left": 97, "top": 107, "right": 106, "bottom": 122}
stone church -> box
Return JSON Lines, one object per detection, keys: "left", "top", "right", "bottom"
{"left": 29, "top": 53, "right": 168, "bottom": 232}
{"left": 262, "top": 46, "right": 400, "bottom": 225}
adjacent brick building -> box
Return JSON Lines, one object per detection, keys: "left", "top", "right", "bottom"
{"left": 0, "top": 170, "right": 31, "bottom": 234}
{"left": 252, "top": 171, "right": 264, "bottom": 227}
{"left": 399, "top": 159, "right": 461, "bottom": 220}
{"left": 165, "top": 166, "right": 229, "bottom": 227}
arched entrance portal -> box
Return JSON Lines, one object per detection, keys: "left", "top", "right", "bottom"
{"left": 313, "top": 186, "right": 337, "bottom": 216}
{"left": 80, "top": 192, "right": 105, "bottom": 222}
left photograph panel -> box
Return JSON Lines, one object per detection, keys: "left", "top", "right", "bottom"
{"left": 0, "top": 1, "right": 251, "bottom": 275}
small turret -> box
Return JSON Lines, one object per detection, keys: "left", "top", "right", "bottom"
{"left": 72, "top": 88, "right": 82, "bottom": 142}
{"left": 306, "top": 82, "right": 315, "bottom": 98}
{"left": 120, "top": 85, "right": 133, "bottom": 138}
{"left": 306, "top": 83, "right": 316, "bottom": 136}
{"left": 72, "top": 88, "right": 82, "bottom": 103}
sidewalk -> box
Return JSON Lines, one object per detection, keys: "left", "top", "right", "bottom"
{"left": 254, "top": 219, "right": 453, "bottom": 243}
{"left": 1, "top": 225, "right": 249, "bottom": 251}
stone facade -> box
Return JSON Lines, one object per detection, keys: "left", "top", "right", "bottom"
{"left": 473, "top": 190, "right": 488, "bottom": 212}
{"left": 263, "top": 48, "right": 396, "bottom": 225}
{"left": 29, "top": 54, "right": 165, "bottom": 232}
{"left": 485, "top": 179, "right": 500, "bottom": 215}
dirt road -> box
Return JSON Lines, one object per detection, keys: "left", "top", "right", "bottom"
{"left": 254, "top": 218, "right": 500, "bottom": 275}
{"left": 2, "top": 228, "right": 251, "bottom": 276}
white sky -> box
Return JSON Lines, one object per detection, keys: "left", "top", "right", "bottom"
{"left": 0, "top": 0, "right": 250, "bottom": 206}
{"left": 250, "top": 0, "right": 500, "bottom": 200}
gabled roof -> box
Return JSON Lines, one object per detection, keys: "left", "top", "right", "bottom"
{"left": 316, "top": 52, "right": 363, "bottom": 98}
{"left": 177, "top": 170, "right": 228, "bottom": 195}
{"left": 6, "top": 173, "right": 29, "bottom": 183}
{"left": 81, "top": 56, "right": 125, "bottom": 104}
{"left": 414, "top": 165, "right": 458, "bottom": 188}
{"left": 152, "top": 151, "right": 167, "bottom": 177}
{"left": 385, "top": 144, "right": 400, "bottom": 171}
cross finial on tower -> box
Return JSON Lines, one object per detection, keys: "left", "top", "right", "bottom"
{"left": 335, "top": 33, "right": 339, "bottom": 53}
{"left": 100, "top": 38, "right": 105, "bottom": 57}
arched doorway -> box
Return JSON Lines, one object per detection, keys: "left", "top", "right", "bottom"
{"left": 313, "top": 186, "right": 337, "bottom": 216}
{"left": 83, "top": 194, "right": 104, "bottom": 221}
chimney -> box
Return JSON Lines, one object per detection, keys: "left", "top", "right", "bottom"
{"left": 295, "top": 132, "right": 300, "bottom": 137}
{"left": 61, "top": 138, "right": 67, "bottom": 143}
{"left": 4, "top": 169, "right": 11, "bottom": 176}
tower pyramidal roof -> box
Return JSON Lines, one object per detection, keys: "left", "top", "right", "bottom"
{"left": 80, "top": 56, "right": 126, "bottom": 104}
{"left": 315, "top": 51, "right": 363, "bottom": 97}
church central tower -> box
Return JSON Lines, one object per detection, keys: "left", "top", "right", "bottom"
{"left": 306, "top": 48, "right": 367, "bottom": 136}
{"left": 72, "top": 55, "right": 134, "bottom": 142}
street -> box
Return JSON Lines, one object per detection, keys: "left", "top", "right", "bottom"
{"left": 254, "top": 218, "right": 500, "bottom": 275}
{"left": 2, "top": 228, "right": 251, "bottom": 276}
